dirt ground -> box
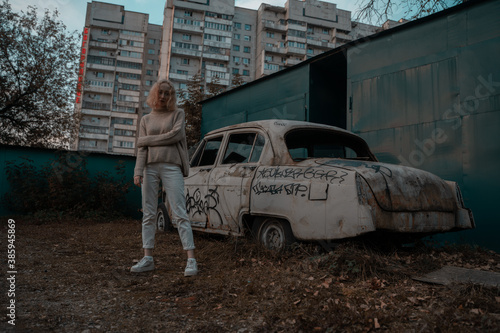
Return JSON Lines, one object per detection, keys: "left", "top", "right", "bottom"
{"left": 1, "top": 217, "right": 499, "bottom": 332}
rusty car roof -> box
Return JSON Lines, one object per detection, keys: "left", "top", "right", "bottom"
{"left": 204, "top": 119, "right": 360, "bottom": 138}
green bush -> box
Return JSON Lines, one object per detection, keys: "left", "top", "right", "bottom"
{"left": 3, "top": 154, "right": 132, "bottom": 219}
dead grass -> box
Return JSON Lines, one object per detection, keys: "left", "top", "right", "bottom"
{"left": 1, "top": 217, "right": 499, "bottom": 332}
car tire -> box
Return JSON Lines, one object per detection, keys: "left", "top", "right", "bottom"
{"left": 255, "top": 218, "right": 295, "bottom": 251}
{"left": 157, "top": 202, "right": 173, "bottom": 232}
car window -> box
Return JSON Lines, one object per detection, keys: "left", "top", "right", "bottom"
{"left": 192, "top": 136, "right": 223, "bottom": 167}
{"left": 221, "top": 132, "right": 265, "bottom": 165}
{"left": 249, "top": 134, "right": 265, "bottom": 163}
{"left": 285, "top": 129, "right": 373, "bottom": 161}
{"left": 222, "top": 133, "right": 256, "bottom": 164}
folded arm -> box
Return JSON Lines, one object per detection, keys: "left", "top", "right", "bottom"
{"left": 137, "top": 110, "right": 185, "bottom": 148}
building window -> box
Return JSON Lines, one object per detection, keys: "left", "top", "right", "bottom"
{"left": 145, "top": 80, "right": 153, "bottom": 86}
{"left": 147, "top": 59, "right": 154, "bottom": 65}
{"left": 244, "top": 24, "right": 251, "bottom": 31}
{"left": 266, "top": 43, "right": 274, "bottom": 48}
{"left": 182, "top": 58, "right": 190, "bottom": 65}
{"left": 244, "top": 35, "right": 251, "bottom": 41}
{"left": 115, "top": 129, "right": 135, "bottom": 137}
{"left": 307, "top": 48, "right": 314, "bottom": 55}
{"left": 307, "top": 26, "right": 313, "bottom": 33}
{"left": 120, "top": 50, "right": 141, "bottom": 58}
{"left": 232, "top": 68, "right": 239, "bottom": 74}
{"left": 266, "top": 32, "right": 274, "bottom": 38}
{"left": 95, "top": 72, "right": 105, "bottom": 78}
{"left": 243, "top": 70, "right": 249, "bottom": 76}
{"left": 234, "top": 22, "right": 241, "bottom": 29}
{"left": 242, "top": 58, "right": 250, "bottom": 65}
{"left": 234, "top": 33, "right": 240, "bottom": 40}
{"left": 179, "top": 83, "right": 187, "bottom": 90}
{"left": 148, "top": 49, "right": 155, "bottom": 55}
{"left": 322, "top": 28, "right": 329, "bottom": 34}
{"left": 265, "top": 55, "right": 273, "bottom": 62}
{"left": 177, "top": 70, "right": 189, "bottom": 75}
{"left": 244, "top": 46, "right": 250, "bottom": 53}
{"left": 182, "top": 34, "right": 192, "bottom": 41}
{"left": 233, "top": 56, "right": 240, "bottom": 63}
{"left": 118, "top": 141, "right": 134, "bottom": 148}
{"left": 233, "top": 45, "right": 240, "bottom": 51}
{"left": 149, "top": 38, "right": 156, "bottom": 44}
{"left": 184, "top": 11, "right": 192, "bottom": 17}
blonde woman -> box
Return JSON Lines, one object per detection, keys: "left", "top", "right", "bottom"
{"left": 131, "top": 79, "right": 197, "bottom": 276}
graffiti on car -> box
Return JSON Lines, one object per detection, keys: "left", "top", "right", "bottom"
{"left": 256, "top": 166, "right": 348, "bottom": 184}
{"left": 252, "top": 181, "right": 308, "bottom": 197}
{"left": 185, "top": 187, "right": 223, "bottom": 223}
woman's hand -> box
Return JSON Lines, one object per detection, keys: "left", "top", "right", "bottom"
{"left": 134, "top": 175, "right": 143, "bottom": 187}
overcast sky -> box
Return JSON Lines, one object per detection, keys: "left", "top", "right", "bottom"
{"left": 9, "top": 0, "right": 406, "bottom": 34}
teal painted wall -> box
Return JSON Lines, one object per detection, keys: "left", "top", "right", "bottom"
{"left": 0, "top": 145, "right": 142, "bottom": 219}
{"left": 347, "top": 0, "right": 500, "bottom": 250}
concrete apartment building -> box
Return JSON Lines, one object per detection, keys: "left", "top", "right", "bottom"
{"left": 160, "top": 0, "right": 380, "bottom": 91}
{"left": 75, "top": 0, "right": 380, "bottom": 156}
{"left": 74, "top": 1, "right": 161, "bottom": 156}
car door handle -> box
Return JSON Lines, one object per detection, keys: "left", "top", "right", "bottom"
{"left": 200, "top": 167, "right": 212, "bottom": 172}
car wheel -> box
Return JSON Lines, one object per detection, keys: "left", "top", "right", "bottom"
{"left": 255, "top": 218, "right": 295, "bottom": 251}
{"left": 157, "top": 202, "right": 172, "bottom": 232}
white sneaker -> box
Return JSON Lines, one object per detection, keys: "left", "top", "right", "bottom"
{"left": 130, "top": 256, "right": 154, "bottom": 273}
{"left": 184, "top": 258, "right": 198, "bottom": 277}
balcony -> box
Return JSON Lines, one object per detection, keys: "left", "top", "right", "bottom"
{"left": 287, "top": 23, "right": 307, "bottom": 32}
{"left": 203, "top": 52, "right": 229, "bottom": 61}
{"left": 206, "top": 76, "right": 229, "bottom": 86}
{"left": 169, "top": 72, "right": 190, "bottom": 81}
{"left": 307, "top": 38, "right": 335, "bottom": 49}
{"left": 285, "top": 58, "right": 302, "bottom": 66}
{"left": 171, "top": 47, "right": 202, "bottom": 58}
{"left": 116, "top": 100, "right": 139, "bottom": 108}
{"left": 173, "top": 22, "right": 204, "bottom": 34}
{"left": 286, "top": 47, "right": 306, "bottom": 56}
{"left": 79, "top": 132, "right": 109, "bottom": 141}
{"left": 206, "top": 65, "right": 228, "bottom": 73}
{"left": 203, "top": 28, "right": 232, "bottom": 38}
{"left": 203, "top": 39, "right": 231, "bottom": 50}
{"left": 263, "top": 21, "right": 286, "bottom": 31}
{"left": 89, "top": 41, "right": 117, "bottom": 49}
{"left": 85, "top": 85, "right": 113, "bottom": 94}
{"left": 264, "top": 45, "right": 286, "bottom": 54}
{"left": 87, "top": 62, "right": 115, "bottom": 71}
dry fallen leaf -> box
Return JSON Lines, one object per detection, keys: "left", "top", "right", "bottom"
{"left": 374, "top": 318, "right": 380, "bottom": 329}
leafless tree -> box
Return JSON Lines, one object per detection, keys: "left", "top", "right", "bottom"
{"left": 355, "top": 0, "right": 463, "bottom": 24}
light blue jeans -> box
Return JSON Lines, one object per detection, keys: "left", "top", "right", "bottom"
{"left": 142, "top": 163, "right": 195, "bottom": 251}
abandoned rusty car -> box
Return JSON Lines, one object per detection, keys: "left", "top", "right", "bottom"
{"left": 156, "top": 120, "right": 475, "bottom": 250}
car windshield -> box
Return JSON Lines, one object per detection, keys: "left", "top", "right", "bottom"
{"left": 285, "top": 128, "right": 374, "bottom": 161}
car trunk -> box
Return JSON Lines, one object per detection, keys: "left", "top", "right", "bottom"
{"left": 310, "top": 159, "right": 456, "bottom": 213}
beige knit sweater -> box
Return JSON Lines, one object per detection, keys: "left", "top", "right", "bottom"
{"left": 134, "top": 108, "right": 190, "bottom": 177}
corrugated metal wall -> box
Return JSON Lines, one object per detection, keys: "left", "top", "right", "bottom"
{"left": 347, "top": 0, "right": 500, "bottom": 250}
{"left": 200, "top": 0, "right": 499, "bottom": 251}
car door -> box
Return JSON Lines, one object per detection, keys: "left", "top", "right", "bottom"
{"left": 207, "top": 131, "right": 266, "bottom": 234}
{"left": 184, "top": 135, "right": 224, "bottom": 228}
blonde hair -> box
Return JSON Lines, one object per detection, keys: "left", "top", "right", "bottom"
{"left": 146, "top": 79, "right": 177, "bottom": 110}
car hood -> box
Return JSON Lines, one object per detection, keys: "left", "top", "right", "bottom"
{"left": 304, "top": 159, "right": 456, "bottom": 212}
